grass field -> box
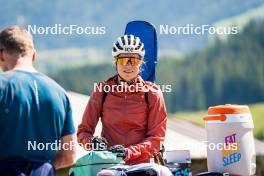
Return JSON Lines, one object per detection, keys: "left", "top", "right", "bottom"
{"left": 172, "top": 103, "right": 264, "bottom": 140}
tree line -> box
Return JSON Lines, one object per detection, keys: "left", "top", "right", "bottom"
{"left": 52, "top": 20, "right": 264, "bottom": 113}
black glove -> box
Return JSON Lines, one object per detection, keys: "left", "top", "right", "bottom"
{"left": 91, "top": 136, "right": 108, "bottom": 151}
{"left": 108, "top": 145, "right": 127, "bottom": 158}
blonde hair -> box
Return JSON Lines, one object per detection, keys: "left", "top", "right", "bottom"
{"left": 0, "top": 26, "right": 34, "bottom": 56}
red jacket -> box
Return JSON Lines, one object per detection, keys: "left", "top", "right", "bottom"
{"left": 77, "top": 75, "right": 167, "bottom": 164}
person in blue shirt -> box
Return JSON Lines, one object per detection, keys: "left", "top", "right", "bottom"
{"left": 0, "top": 26, "right": 76, "bottom": 175}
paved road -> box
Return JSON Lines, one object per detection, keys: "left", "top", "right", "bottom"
{"left": 67, "top": 91, "right": 264, "bottom": 160}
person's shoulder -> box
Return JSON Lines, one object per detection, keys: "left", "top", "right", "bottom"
{"left": 0, "top": 70, "right": 16, "bottom": 78}
{"left": 105, "top": 75, "right": 118, "bottom": 84}
{"left": 0, "top": 71, "right": 18, "bottom": 101}
{"left": 0, "top": 73, "right": 6, "bottom": 91}
{"left": 145, "top": 81, "right": 160, "bottom": 91}
{"left": 142, "top": 80, "right": 164, "bottom": 99}
{"left": 91, "top": 75, "right": 119, "bottom": 99}
{"left": 140, "top": 78, "right": 160, "bottom": 92}
{"left": 37, "top": 73, "right": 67, "bottom": 95}
{"left": 0, "top": 70, "right": 17, "bottom": 88}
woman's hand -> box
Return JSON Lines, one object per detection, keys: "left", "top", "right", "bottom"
{"left": 108, "top": 145, "right": 127, "bottom": 159}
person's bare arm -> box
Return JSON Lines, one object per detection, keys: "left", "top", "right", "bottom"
{"left": 53, "top": 134, "right": 77, "bottom": 169}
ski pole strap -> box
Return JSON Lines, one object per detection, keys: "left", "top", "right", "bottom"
{"left": 154, "top": 153, "right": 166, "bottom": 166}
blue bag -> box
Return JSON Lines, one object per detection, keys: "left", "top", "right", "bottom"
{"left": 125, "top": 21, "right": 158, "bottom": 83}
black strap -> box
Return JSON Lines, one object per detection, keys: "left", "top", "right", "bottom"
{"left": 102, "top": 91, "right": 107, "bottom": 106}
{"left": 144, "top": 91, "right": 148, "bottom": 105}
{"left": 100, "top": 91, "right": 107, "bottom": 118}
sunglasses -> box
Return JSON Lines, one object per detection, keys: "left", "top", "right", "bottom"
{"left": 115, "top": 57, "right": 142, "bottom": 66}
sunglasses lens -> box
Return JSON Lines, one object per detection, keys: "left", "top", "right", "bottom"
{"left": 115, "top": 58, "right": 128, "bottom": 65}
{"left": 116, "top": 58, "right": 141, "bottom": 66}
{"left": 131, "top": 58, "right": 141, "bottom": 66}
